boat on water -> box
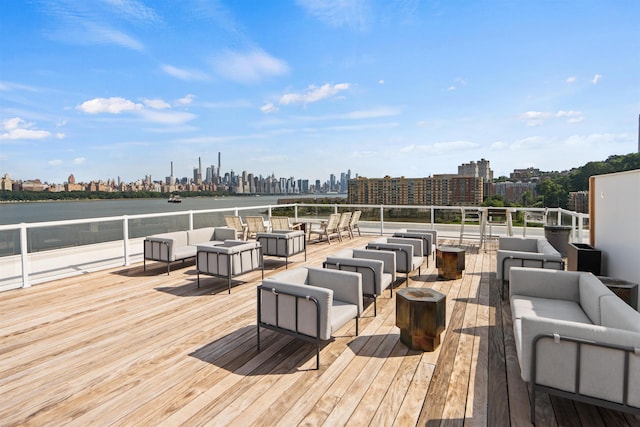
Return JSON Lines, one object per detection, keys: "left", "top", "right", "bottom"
{"left": 168, "top": 195, "right": 182, "bottom": 203}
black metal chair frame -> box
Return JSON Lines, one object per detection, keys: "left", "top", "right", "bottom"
{"left": 256, "top": 285, "right": 360, "bottom": 370}
{"left": 366, "top": 243, "right": 421, "bottom": 284}
{"left": 530, "top": 333, "right": 640, "bottom": 425}
{"left": 501, "top": 256, "right": 565, "bottom": 299}
{"left": 392, "top": 232, "right": 432, "bottom": 266}
{"left": 144, "top": 240, "right": 191, "bottom": 275}
{"left": 323, "top": 260, "right": 390, "bottom": 316}
{"left": 197, "top": 246, "right": 263, "bottom": 294}
{"left": 257, "top": 233, "right": 307, "bottom": 269}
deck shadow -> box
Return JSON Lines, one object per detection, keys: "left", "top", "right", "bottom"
{"left": 190, "top": 325, "right": 326, "bottom": 375}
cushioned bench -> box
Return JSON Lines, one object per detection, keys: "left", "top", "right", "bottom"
{"left": 143, "top": 227, "right": 236, "bottom": 274}
{"left": 509, "top": 267, "right": 640, "bottom": 424}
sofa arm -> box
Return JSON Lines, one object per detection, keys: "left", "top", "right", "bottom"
{"left": 509, "top": 267, "right": 580, "bottom": 301}
{"left": 213, "top": 227, "right": 237, "bottom": 241}
{"left": 387, "top": 237, "right": 424, "bottom": 257}
{"left": 517, "top": 315, "right": 640, "bottom": 407}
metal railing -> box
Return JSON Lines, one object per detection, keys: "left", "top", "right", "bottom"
{"left": 0, "top": 203, "right": 588, "bottom": 291}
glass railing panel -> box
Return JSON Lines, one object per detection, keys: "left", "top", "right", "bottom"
{"left": 28, "top": 221, "right": 124, "bottom": 253}
{"left": 128, "top": 216, "right": 189, "bottom": 239}
{"left": 0, "top": 229, "right": 20, "bottom": 257}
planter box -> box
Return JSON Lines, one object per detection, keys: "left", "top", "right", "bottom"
{"left": 567, "top": 243, "right": 601, "bottom": 275}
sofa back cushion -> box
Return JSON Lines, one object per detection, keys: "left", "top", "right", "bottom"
{"left": 579, "top": 274, "right": 613, "bottom": 324}
{"left": 187, "top": 227, "right": 217, "bottom": 245}
{"left": 537, "top": 239, "right": 561, "bottom": 256}
{"left": 499, "top": 237, "right": 538, "bottom": 252}
{"left": 600, "top": 295, "right": 640, "bottom": 332}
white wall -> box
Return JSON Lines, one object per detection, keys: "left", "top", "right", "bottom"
{"left": 590, "top": 169, "right": 640, "bottom": 294}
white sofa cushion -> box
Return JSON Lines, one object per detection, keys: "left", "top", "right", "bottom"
{"left": 579, "top": 273, "right": 614, "bottom": 324}
{"left": 601, "top": 295, "right": 640, "bottom": 332}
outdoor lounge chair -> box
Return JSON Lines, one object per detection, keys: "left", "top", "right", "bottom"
{"left": 270, "top": 216, "right": 303, "bottom": 231}
{"left": 224, "top": 215, "right": 248, "bottom": 240}
{"left": 337, "top": 212, "right": 353, "bottom": 240}
{"left": 324, "top": 248, "right": 396, "bottom": 316}
{"left": 308, "top": 213, "right": 341, "bottom": 244}
{"left": 257, "top": 266, "right": 363, "bottom": 369}
{"left": 348, "top": 210, "right": 362, "bottom": 237}
{"left": 246, "top": 215, "right": 268, "bottom": 239}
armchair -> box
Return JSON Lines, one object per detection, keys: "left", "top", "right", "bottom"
{"left": 324, "top": 248, "right": 396, "bottom": 315}
{"left": 366, "top": 237, "right": 424, "bottom": 283}
{"left": 257, "top": 266, "right": 362, "bottom": 369}
{"left": 308, "top": 213, "right": 341, "bottom": 244}
{"left": 256, "top": 229, "right": 306, "bottom": 268}
{"left": 393, "top": 229, "right": 437, "bottom": 264}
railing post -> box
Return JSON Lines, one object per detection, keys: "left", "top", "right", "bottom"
{"left": 556, "top": 209, "right": 562, "bottom": 226}
{"left": 294, "top": 205, "right": 298, "bottom": 221}
{"left": 268, "top": 206, "right": 272, "bottom": 218}
{"left": 380, "top": 205, "right": 384, "bottom": 235}
{"left": 20, "top": 223, "right": 30, "bottom": 288}
{"left": 430, "top": 207, "right": 434, "bottom": 228}
{"left": 189, "top": 211, "right": 194, "bottom": 230}
{"left": 123, "top": 216, "right": 130, "bottom": 266}
{"left": 571, "top": 214, "right": 577, "bottom": 242}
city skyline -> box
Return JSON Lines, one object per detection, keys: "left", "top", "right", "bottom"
{"left": 1, "top": 1, "right": 639, "bottom": 183}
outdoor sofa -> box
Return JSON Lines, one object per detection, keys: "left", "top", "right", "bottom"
{"left": 196, "top": 239, "right": 263, "bottom": 293}
{"left": 143, "top": 226, "right": 236, "bottom": 274}
{"left": 509, "top": 267, "right": 640, "bottom": 424}
{"left": 497, "top": 236, "right": 564, "bottom": 298}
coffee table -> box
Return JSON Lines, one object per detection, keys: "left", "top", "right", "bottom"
{"left": 436, "top": 246, "right": 465, "bottom": 279}
{"left": 396, "top": 288, "right": 446, "bottom": 351}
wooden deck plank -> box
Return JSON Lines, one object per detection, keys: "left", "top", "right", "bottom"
{"left": 0, "top": 234, "right": 636, "bottom": 426}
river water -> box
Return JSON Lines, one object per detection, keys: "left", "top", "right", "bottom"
{"left": 0, "top": 195, "right": 298, "bottom": 226}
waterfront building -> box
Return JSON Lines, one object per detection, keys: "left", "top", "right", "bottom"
{"left": 1, "top": 173, "right": 12, "bottom": 191}
{"left": 493, "top": 181, "right": 538, "bottom": 204}
{"left": 348, "top": 174, "right": 483, "bottom": 206}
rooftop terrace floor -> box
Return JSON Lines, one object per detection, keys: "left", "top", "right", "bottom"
{"left": 1, "top": 234, "right": 637, "bottom": 426}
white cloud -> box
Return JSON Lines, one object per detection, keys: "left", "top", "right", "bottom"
{"left": 143, "top": 98, "right": 171, "bottom": 109}
{"left": 400, "top": 140, "right": 479, "bottom": 154}
{"left": 213, "top": 49, "right": 289, "bottom": 84}
{"left": 566, "top": 76, "right": 577, "bottom": 83}
{"left": 0, "top": 118, "right": 52, "bottom": 140}
{"left": 102, "top": 0, "right": 161, "bottom": 23}
{"left": 297, "top": 0, "right": 369, "bottom": 31}
{"left": 48, "top": 159, "right": 63, "bottom": 166}
{"left": 519, "top": 111, "right": 553, "bottom": 126}
{"left": 73, "top": 157, "right": 86, "bottom": 165}
{"left": 556, "top": 110, "right": 584, "bottom": 123}
{"left": 138, "top": 109, "right": 197, "bottom": 125}
{"left": 592, "top": 73, "right": 602, "bottom": 84}
{"left": 161, "top": 65, "right": 209, "bottom": 81}
{"left": 77, "top": 97, "right": 143, "bottom": 114}
{"left": 447, "top": 86, "right": 456, "bottom": 91}
{"left": 260, "top": 102, "right": 279, "bottom": 113}
{"left": 279, "top": 83, "right": 350, "bottom": 105}
{"left": 77, "top": 96, "right": 196, "bottom": 125}
{"left": 175, "top": 94, "right": 196, "bottom": 106}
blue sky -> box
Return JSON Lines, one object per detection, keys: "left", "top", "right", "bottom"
{"left": 1, "top": 0, "right": 639, "bottom": 184}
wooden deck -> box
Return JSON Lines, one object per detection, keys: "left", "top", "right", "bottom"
{"left": 1, "top": 235, "right": 638, "bottom": 426}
